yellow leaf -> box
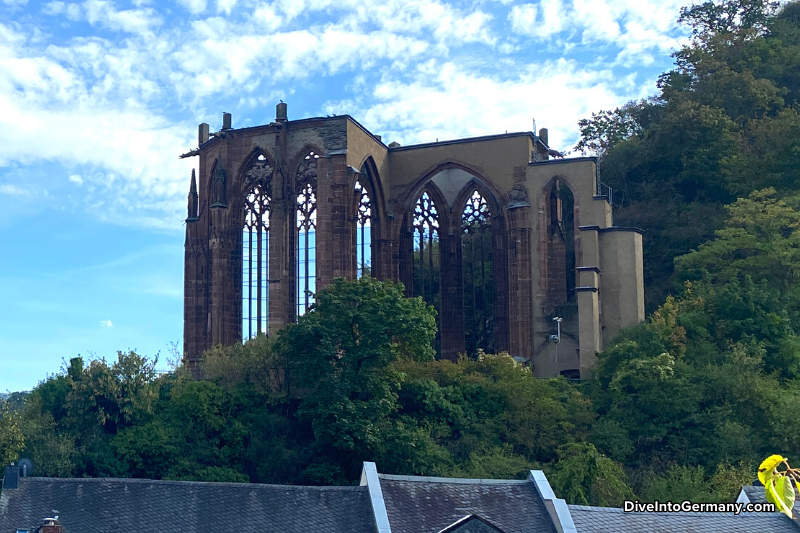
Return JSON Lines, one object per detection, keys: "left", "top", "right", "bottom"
{"left": 767, "top": 476, "right": 797, "bottom": 518}
{"left": 759, "top": 455, "right": 787, "bottom": 486}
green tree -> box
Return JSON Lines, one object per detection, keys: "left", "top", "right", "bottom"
{"left": 65, "top": 352, "right": 160, "bottom": 434}
{"left": 0, "top": 402, "right": 24, "bottom": 466}
{"left": 16, "top": 404, "right": 75, "bottom": 477}
{"left": 678, "top": 0, "right": 780, "bottom": 37}
{"left": 280, "top": 276, "right": 437, "bottom": 480}
{"left": 547, "top": 442, "right": 636, "bottom": 507}
{"left": 676, "top": 189, "right": 800, "bottom": 377}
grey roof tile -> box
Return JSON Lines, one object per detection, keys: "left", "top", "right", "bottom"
{"left": 742, "top": 485, "right": 768, "bottom": 504}
{"left": 377, "top": 474, "right": 557, "bottom": 533}
{"left": 568, "top": 504, "right": 800, "bottom": 533}
{"left": 0, "top": 477, "right": 375, "bottom": 533}
{"left": 740, "top": 484, "right": 800, "bottom": 516}
{"left": 439, "top": 514, "right": 509, "bottom": 533}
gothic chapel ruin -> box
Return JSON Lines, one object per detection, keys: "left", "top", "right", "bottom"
{"left": 182, "top": 103, "right": 645, "bottom": 378}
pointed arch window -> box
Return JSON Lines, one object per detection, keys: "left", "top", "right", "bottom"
{"left": 297, "top": 151, "right": 319, "bottom": 317}
{"left": 462, "top": 190, "right": 494, "bottom": 355}
{"left": 546, "top": 179, "right": 576, "bottom": 304}
{"left": 413, "top": 191, "right": 441, "bottom": 351}
{"left": 355, "top": 179, "right": 372, "bottom": 278}
{"left": 242, "top": 153, "right": 273, "bottom": 339}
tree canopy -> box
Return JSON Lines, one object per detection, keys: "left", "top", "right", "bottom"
{"left": 575, "top": 0, "right": 800, "bottom": 312}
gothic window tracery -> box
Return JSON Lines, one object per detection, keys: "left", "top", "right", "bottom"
{"left": 297, "top": 151, "right": 319, "bottom": 317}
{"left": 242, "top": 153, "right": 273, "bottom": 339}
{"left": 412, "top": 191, "right": 441, "bottom": 351}
{"left": 355, "top": 179, "right": 372, "bottom": 278}
{"left": 461, "top": 190, "right": 494, "bottom": 355}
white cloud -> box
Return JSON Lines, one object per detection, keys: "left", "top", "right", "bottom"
{"left": 100, "top": 319, "right": 113, "bottom": 327}
{"left": 0, "top": 23, "right": 194, "bottom": 228}
{"left": 0, "top": 184, "right": 32, "bottom": 196}
{"left": 66, "top": 2, "right": 80, "bottom": 19}
{"left": 339, "top": 58, "right": 647, "bottom": 150}
{"left": 82, "top": 0, "right": 162, "bottom": 35}
{"left": 0, "top": 0, "right": 688, "bottom": 229}
{"left": 42, "top": 1, "right": 65, "bottom": 14}
{"left": 509, "top": 0, "right": 565, "bottom": 39}
{"left": 216, "top": 0, "right": 236, "bottom": 14}
{"left": 253, "top": 4, "right": 281, "bottom": 31}
{"left": 510, "top": 0, "right": 688, "bottom": 60}
{"left": 178, "top": 0, "right": 206, "bottom": 14}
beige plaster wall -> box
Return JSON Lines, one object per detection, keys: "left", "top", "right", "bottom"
{"left": 386, "top": 134, "right": 535, "bottom": 208}
{"left": 535, "top": 335, "right": 580, "bottom": 377}
{"left": 345, "top": 119, "right": 389, "bottom": 191}
{"left": 526, "top": 158, "right": 599, "bottom": 377}
{"left": 599, "top": 230, "right": 645, "bottom": 345}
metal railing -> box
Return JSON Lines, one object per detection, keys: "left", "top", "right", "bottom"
{"left": 597, "top": 180, "right": 613, "bottom": 205}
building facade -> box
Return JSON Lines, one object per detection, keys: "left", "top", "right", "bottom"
{"left": 182, "top": 103, "right": 645, "bottom": 378}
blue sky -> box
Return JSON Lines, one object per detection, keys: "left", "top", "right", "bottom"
{"left": 0, "top": 0, "right": 693, "bottom": 392}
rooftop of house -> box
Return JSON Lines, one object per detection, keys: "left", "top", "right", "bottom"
{"left": 569, "top": 504, "right": 799, "bottom": 533}
{"left": 376, "top": 473, "right": 556, "bottom": 533}
{"left": 0, "top": 475, "right": 376, "bottom": 533}
{"left": 3, "top": 464, "right": 800, "bottom": 533}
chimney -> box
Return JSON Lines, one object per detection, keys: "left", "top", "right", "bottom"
{"left": 3, "top": 464, "right": 19, "bottom": 489}
{"left": 222, "top": 112, "right": 232, "bottom": 130}
{"left": 187, "top": 169, "right": 199, "bottom": 222}
{"left": 538, "top": 127, "right": 549, "bottom": 147}
{"left": 198, "top": 122, "right": 210, "bottom": 145}
{"left": 41, "top": 518, "right": 62, "bottom": 533}
{"left": 276, "top": 101, "right": 288, "bottom": 122}
{"left": 375, "top": 135, "right": 382, "bottom": 142}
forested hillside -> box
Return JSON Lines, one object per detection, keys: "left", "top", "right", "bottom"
{"left": 575, "top": 0, "right": 800, "bottom": 312}
{"left": 2, "top": 0, "right": 800, "bottom": 507}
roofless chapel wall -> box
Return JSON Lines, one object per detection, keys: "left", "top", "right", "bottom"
{"left": 183, "top": 103, "right": 645, "bottom": 379}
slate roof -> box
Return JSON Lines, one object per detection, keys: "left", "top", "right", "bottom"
{"left": 439, "top": 514, "right": 508, "bottom": 533}
{"left": 0, "top": 476, "right": 376, "bottom": 533}
{"left": 377, "top": 474, "right": 557, "bottom": 533}
{"left": 739, "top": 484, "right": 800, "bottom": 516}
{"left": 740, "top": 485, "right": 768, "bottom": 504}
{"left": 568, "top": 504, "right": 800, "bottom": 533}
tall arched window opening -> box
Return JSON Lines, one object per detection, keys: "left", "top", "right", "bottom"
{"left": 462, "top": 190, "right": 494, "bottom": 356}
{"left": 355, "top": 179, "right": 372, "bottom": 278}
{"left": 242, "top": 154, "right": 272, "bottom": 339}
{"left": 412, "top": 191, "right": 441, "bottom": 352}
{"left": 297, "top": 151, "right": 319, "bottom": 317}
{"left": 547, "top": 179, "right": 576, "bottom": 304}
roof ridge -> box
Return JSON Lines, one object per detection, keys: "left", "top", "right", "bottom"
{"left": 389, "top": 132, "right": 535, "bottom": 152}
{"left": 22, "top": 477, "right": 367, "bottom": 490}
{"left": 377, "top": 474, "right": 529, "bottom": 485}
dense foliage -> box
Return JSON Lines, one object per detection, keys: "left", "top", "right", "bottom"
{"left": 575, "top": 0, "right": 800, "bottom": 313}
{"left": 3, "top": 0, "right": 800, "bottom": 507}
{"left": 4, "top": 279, "right": 597, "bottom": 490}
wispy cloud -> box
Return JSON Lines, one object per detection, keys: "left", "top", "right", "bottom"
{"left": 100, "top": 319, "right": 113, "bottom": 327}
{"left": 0, "top": 184, "right": 32, "bottom": 197}
{"left": 0, "top": 0, "right": 690, "bottom": 229}
{"left": 328, "top": 58, "right": 646, "bottom": 150}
